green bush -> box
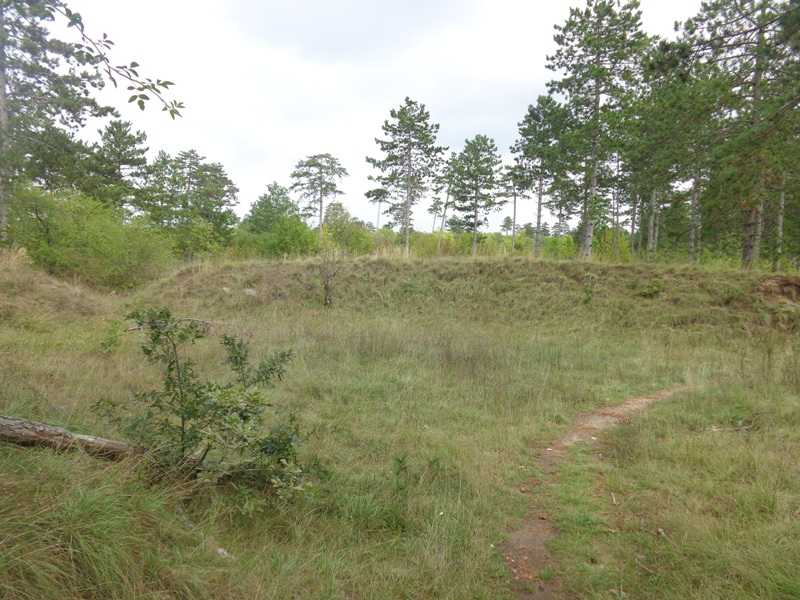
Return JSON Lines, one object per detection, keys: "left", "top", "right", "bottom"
{"left": 171, "top": 215, "right": 224, "bottom": 259}
{"left": 9, "top": 188, "right": 172, "bottom": 289}
{"left": 540, "top": 235, "right": 577, "bottom": 259}
{"left": 234, "top": 216, "right": 318, "bottom": 258}
{"left": 95, "top": 308, "right": 312, "bottom": 499}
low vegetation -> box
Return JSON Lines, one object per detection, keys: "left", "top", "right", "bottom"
{"left": 1, "top": 249, "right": 799, "bottom": 598}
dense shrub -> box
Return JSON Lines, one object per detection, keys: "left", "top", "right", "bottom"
{"left": 234, "top": 216, "right": 319, "bottom": 258}
{"left": 9, "top": 188, "right": 172, "bottom": 289}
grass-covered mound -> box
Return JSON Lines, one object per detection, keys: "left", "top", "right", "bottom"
{"left": 2, "top": 252, "right": 799, "bottom": 598}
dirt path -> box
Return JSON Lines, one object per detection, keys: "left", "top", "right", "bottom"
{"left": 501, "top": 389, "right": 680, "bottom": 599}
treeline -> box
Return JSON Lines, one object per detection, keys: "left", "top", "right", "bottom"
{"left": 515, "top": 0, "right": 800, "bottom": 270}
{"left": 1, "top": 0, "right": 799, "bottom": 289}
{"left": 363, "top": 0, "right": 800, "bottom": 270}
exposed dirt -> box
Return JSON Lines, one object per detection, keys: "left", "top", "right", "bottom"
{"left": 501, "top": 389, "right": 680, "bottom": 599}
{"left": 761, "top": 275, "right": 800, "bottom": 302}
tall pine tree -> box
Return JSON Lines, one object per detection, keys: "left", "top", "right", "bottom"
{"left": 546, "top": 0, "right": 648, "bottom": 259}
{"left": 367, "top": 97, "right": 446, "bottom": 258}
{"left": 451, "top": 134, "right": 504, "bottom": 257}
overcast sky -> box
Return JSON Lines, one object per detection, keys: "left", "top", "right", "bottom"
{"left": 69, "top": 0, "right": 704, "bottom": 232}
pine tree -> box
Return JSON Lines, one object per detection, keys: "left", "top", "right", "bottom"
{"left": 137, "top": 150, "right": 239, "bottom": 253}
{"left": 81, "top": 120, "right": 149, "bottom": 209}
{"left": 675, "top": 0, "right": 799, "bottom": 268}
{"left": 513, "top": 94, "right": 570, "bottom": 258}
{"left": 290, "top": 153, "right": 348, "bottom": 237}
{"left": 451, "top": 134, "right": 504, "bottom": 257}
{"left": 367, "top": 97, "right": 446, "bottom": 258}
{"left": 546, "top": 0, "right": 648, "bottom": 260}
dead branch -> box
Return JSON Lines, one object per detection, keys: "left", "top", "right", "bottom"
{"left": 737, "top": 411, "right": 774, "bottom": 428}
{"left": 708, "top": 411, "right": 775, "bottom": 433}
{"left": 635, "top": 557, "right": 657, "bottom": 575}
{"left": 708, "top": 424, "right": 757, "bottom": 432}
{"left": 0, "top": 415, "right": 132, "bottom": 459}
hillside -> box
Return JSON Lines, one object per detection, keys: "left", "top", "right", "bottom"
{"left": 2, "top": 253, "right": 799, "bottom": 599}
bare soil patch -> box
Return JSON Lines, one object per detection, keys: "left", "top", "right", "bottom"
{"left": 761, "top": 275, "right": 800, "bottom": 302}
{"left": 501, "top": 389, "right": 680, "bottom": 599}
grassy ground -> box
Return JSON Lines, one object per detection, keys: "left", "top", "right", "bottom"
{"left": 1, "top": 249, "right": 799, "bottom": 598}
{"left": 548, "top": 382, "right": 800, "bottom": 599}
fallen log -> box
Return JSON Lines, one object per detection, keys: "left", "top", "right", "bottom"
{"left": 0, "top": 415, "right": 132, "bottom": 459}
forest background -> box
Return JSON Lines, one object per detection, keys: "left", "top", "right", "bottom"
{"left": 2, "top": 0, "right": 799, "bottom": 287}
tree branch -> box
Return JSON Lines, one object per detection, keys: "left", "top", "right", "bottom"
{"left": 0, "top": 415, "right": 131, "bottom": 459}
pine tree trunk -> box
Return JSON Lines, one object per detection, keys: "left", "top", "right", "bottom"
{"left": 317, "top": 190, "right": 324, "bottom": 237}
{"left": 637, "top": 211, "right": 643, "bottom": 259}
{"left": 403, "top": 148, "right": 412, "bottom": 259}
{"left": 0, "top": 6, "right": 10, "bottom": 241}
{"left": 629, "top": 194, "right": 637, "bottom": 259}
{"left": 611, "top": 156, "right": 620, "bottom": 261}
{"left": 753, "top": 201, "right": 764, "bottom": 265}
{"left": 582, "top": 87, "right": 601, "bottom": 261}
{"left": 647, "top": 190, "right": 657, "bottom": 261}
{"left": 471, "top": 201, "right": 478, "bottom": 257}
{"left": 534, "top": 175, "right": 543, "bottom": 259}
{"left": 511, "top": 189, "right": 517, "bottom": 252}
{"left": 742, "top": 16, "right": 766, "bottom": 271}
{"left": 581, "top": 212, "right": 595, "bottom": 260}
{"left": 437, "top": 191, "right": 449, "bottom": 254}
{"left": 654, "top": 208, "right": 661, "bottom": 256}
{"left": 688, "top": 186, "right": 699, "bottom": 263}
{"left": 774, "top": 171, "right": 786, "bottom": 272}
{"left": 742, "top": 206, "right": 758, "bottom": 268}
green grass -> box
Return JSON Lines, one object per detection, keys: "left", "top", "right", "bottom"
{"left": 2, "top": 251, "right": 799, "bottom": 598}
{"left": 548, "top": 380, "right": 800, "bottom": 598}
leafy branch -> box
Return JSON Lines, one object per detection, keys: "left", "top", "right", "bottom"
{"left": 56, "top": 4, "right": 184, "bottom": 118}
